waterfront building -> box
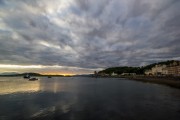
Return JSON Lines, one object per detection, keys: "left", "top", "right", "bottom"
{"left": 145, "top": 70, "right": 152, "bottom": 75}
{"left": 145, "top": 61, "right": 180, "bottom": 76}
{"left": 151, "top": 65, "right": 167, "bottom": 75}
{"left": 121, "top": 73, "right": 136, "bottom": 76}
{"left": 178, "top": 66, "right": 180, "bottom": 75}
{"left": 111, "top": 72, "right": 118, "bottom": 76}
{"left": 164, "top": 65, "right": 180, "bottom": 76}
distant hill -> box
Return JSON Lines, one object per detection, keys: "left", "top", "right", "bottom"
{"left": 0, "top": 72, "right": 42, "bottom": 76}
{"left": 0, "top": 72, "right": 19, "bottom": 75}
{"left": 73, "top": 74, "right": 94, "bottom": 77}
{"left": 98, "top": 60, "right": 180, "bottom": 75}
{"left": 0, "top": 72, "right": 68, "bottom": 77}
{"left": 20, "top": 73, "right": 42, "bottom": 76}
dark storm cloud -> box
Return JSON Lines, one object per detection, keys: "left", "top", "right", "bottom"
{"left": 0, "top": 0, "right": 180, "bottom": 71}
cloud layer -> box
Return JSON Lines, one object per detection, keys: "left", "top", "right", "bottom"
{"left": 0, "top": 0, "right": 180, "bottom": 73}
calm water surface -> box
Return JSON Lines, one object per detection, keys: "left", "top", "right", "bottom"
{"left": 0, "top": 77, "right": 180, "bottom": 120}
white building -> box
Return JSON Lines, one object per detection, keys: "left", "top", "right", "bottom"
{"left": 111, "top": 72, "right": 118, "bottom": 76}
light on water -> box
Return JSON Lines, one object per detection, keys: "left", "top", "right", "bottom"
{"left": 0, "top": 77, "right": 180, "bottom": 120}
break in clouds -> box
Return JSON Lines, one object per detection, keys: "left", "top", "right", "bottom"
{"left": 0, "top": 0, "right": 180, "bottom": 73}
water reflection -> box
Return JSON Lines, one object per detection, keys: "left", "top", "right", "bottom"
{"left": 0, "top": 77, "right": 78, "bottom": 120}
{"left": 0, "top": 77, "right": 180, "bottom": 120}
{"left": 0, "top": 77, "right": 40, "bottom": 95}
{"left": 0, "top": 77, "right": 73, "bottom": 95}
{"left": 39, "top": 77, "right": 67, "bottom": 93}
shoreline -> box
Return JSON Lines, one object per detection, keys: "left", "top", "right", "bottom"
{"left": 123, "top": 76, "right": 180, "bottom": 89}
{"left": 94, "top": 76, "right": 180, "bottom": 89}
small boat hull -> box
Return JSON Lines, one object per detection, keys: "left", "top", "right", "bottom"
{"left": 29, "top": 78, "right": 38, "bottom": 81}
{"left": 23, "top": 75, "right": 30, "bottom": 79}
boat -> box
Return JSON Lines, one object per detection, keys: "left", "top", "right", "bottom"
{"left": 48, "top": 76, "right": 52, "bottom": 78}
{"left": 23, "top": 74, "right": 30, "bottom": 79}
{"left": 29, "top": 77, "right": 38, "bottom": 81}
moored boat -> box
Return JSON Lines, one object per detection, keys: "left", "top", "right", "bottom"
{"left": 23, "top": 74, "right": 30, "bottom": 79}
{"left": 29, "top": 77, "right": 38, "bottom": 81}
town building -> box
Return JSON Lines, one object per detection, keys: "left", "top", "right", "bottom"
{"left": 121, "top": 73, "right": 136, "bottom": 76}
{"left": 145, "top": 61, "right": 180, "bottom": 76}
{"left": 151, "top": 65, "right": 167, "bottom": 75}
{"left": 145, "top": 70, "right": 152, "bottom": 75}
{"left": 164, "top": 61, "right": 180, "bottom": 76}
{"left": 111, "top": 72, "right": 118, "bottom": 76}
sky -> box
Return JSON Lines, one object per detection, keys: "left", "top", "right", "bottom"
{"left": 0, "top": 0, "right": 180, "bottom": 75}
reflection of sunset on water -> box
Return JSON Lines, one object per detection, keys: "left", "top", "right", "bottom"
{"left": 0, "top": 77, "right": 40, "bottom": 95}
{"left": 0, "top": 77, "right": 73, "bottom": 95}
{"left": 39, "top": 78, "right": 66, "bottom": 93}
